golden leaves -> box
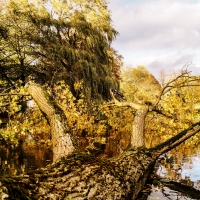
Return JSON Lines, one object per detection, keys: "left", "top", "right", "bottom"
{"left": 0, "top": 84, "right": 51, "bottom": 147}
{"left": 120, "top": 66, "right": 161, "bottom": 104}
{"left": 145, "top": 79, "right": 200, "bottom": 149}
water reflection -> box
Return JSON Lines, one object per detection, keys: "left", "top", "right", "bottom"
{"left": 156, "top": 152, "right": 200, "bottom": 190}
{"left": 147, "top": 151, "right": 200, "bottom": 200}
{"left": 148, "top": 186, "right": 193, "bottom": 200}
{"left": 0, "top": 142, "right": 53, "bottom": 176}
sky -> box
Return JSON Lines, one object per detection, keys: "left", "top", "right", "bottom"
{"left": 108, "top": 0, "right": 200, "bottom": 80}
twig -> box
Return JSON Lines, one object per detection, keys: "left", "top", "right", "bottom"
{"left": 0, "top": 93, "right": 29, "bottom": 96}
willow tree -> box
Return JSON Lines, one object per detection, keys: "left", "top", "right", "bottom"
{"left": 0, "top": 0, "right": 121, "bottom": 160}
{"left": 0, "top": 0, "right": 119, "bottom": 100}
{"left": 1, "top": 70, "right": 200, "bottom": 200}
{"left": 2, "top": 1, "right": 200, "bottom": 199}
{"left": 28, "top": 0, "right": 119, "bottom": 100}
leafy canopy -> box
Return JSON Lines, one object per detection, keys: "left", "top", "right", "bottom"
{"left": 0, "top": 0, "right": 123, "bottom": 149}
{"left": 0, "top": 0, "right": 120, "bottom": 101}
{"left": 120, "top": 66, "right": 200, "bottom": 149}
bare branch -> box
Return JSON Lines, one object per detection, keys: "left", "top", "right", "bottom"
{"left": 0, "top": 93, "right": 29, "bottom": 96}
{"left": 110, "top": 89, "right": 144, "bottom": 110}
{"left": 154, "top": 71, "right": 200, "bottom": 107}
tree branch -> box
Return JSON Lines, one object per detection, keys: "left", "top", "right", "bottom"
{"left": 110, "top": 89, "right": 144, "bottom": 110}
{"left": 154, "top": 71, "right": 199, "bottom": 107}
{"left": 150, "top": 122, "right": 200, "bottom": 159}
{"left": 0, "top": 93, "right": 29, "bottom": 96}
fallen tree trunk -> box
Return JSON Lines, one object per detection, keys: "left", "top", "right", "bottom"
{"left": 1, "top": 84, "right": 200, "bottom": 199}
{"left": 0, "top": 149, "right": 155, "bottom": 200}
{"left": 1, "top": 121, "right": 200, "bottom": 200}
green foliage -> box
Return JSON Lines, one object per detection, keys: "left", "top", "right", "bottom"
{"left": 0, "top": 0, "right": 124, "bottom": 150}
{"left": 1, "top": 0, "right": 199, "bottom": 158}
{"left": 0, "top": 0, "right": 120, "bottom": 101}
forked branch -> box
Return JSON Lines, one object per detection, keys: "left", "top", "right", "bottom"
{"left": 110, "top": 89, "right": 144, "bottom": 110}
{"left": 154, "top": 70, "right": 200, "bottom": 108}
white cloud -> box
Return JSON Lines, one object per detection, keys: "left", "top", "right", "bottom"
{"left": 108, "top": 0, "right": 200, "bottom": 79}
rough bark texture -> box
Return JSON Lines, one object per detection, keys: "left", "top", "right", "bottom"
{"left": 1, "top": 122, "right": 200, "bottom": 199}
{"left": 131, "top": 107, "right": 148, "bottom": 147}
{"left": 28, "top": 84, "right": 76, "bottom": 162}
{"left": 0, "top": 150, "right": 155, "bottom": 200}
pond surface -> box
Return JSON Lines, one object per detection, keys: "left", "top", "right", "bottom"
{"left": 0, "top": 141, "right": 53, "bottom": 176}
{"left": 145, "top": 150, "right": 200, "bottom": 200}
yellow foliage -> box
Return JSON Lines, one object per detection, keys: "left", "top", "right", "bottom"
{"left": 121, "top": 66, "right": 161, "bottom": 104}
{"left": 121, "top": 67, "right": 200, "bottom": 151}
{"left": 145, "top": 77, "right": 200, "bottom": 149}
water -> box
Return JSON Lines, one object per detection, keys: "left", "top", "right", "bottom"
{"left": 148, "top": 186, "right": 194, "bottom": 200}
{"left": 0, "top": 142, "right": 53, "bottom": 176}
{"left": 146, "top": 151, "right": 200, "bottom": 200}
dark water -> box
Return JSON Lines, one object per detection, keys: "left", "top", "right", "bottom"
{"left": 0, "top": 142, "right": 53, "bottom": 176}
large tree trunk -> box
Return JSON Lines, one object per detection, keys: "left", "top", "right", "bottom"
{"left": 28, "top": 84, "right": 76, "bottom": 162}
{"left": 131, "top": 107, "right": 148, "bottom": 147}
{"left": 0, "top": 150, "right": 155, "bottom": 200}
{"left": 1, "top": 84, "right": 200, "bottom": 200}
{"left": 1, "top": 121, "right": 200, "bottom": 200}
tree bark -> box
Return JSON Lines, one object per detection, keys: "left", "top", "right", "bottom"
{"left": 131, "top": 107, "right": 148, "bottom": 147}
{"left": 28, "top": 84, "right": 76, "bottom": 162}
{"left": 109, "top": 89, "right": 148, "bottom": 148}
{"left": 0, "top": 150, "right": 155, "bottom": 200}
{"left": 150, "top": 122, "right": 200, "bottom": 159}
{"left": 1, "top": 123, "right": 200, "bottom": 200}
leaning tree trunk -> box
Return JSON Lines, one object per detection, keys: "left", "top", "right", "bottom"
{"left": 28, "top": 84, "right": 76, "bottom": 162}
{"left": 1, "top": 84, "right": 200, "bottom": 200}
